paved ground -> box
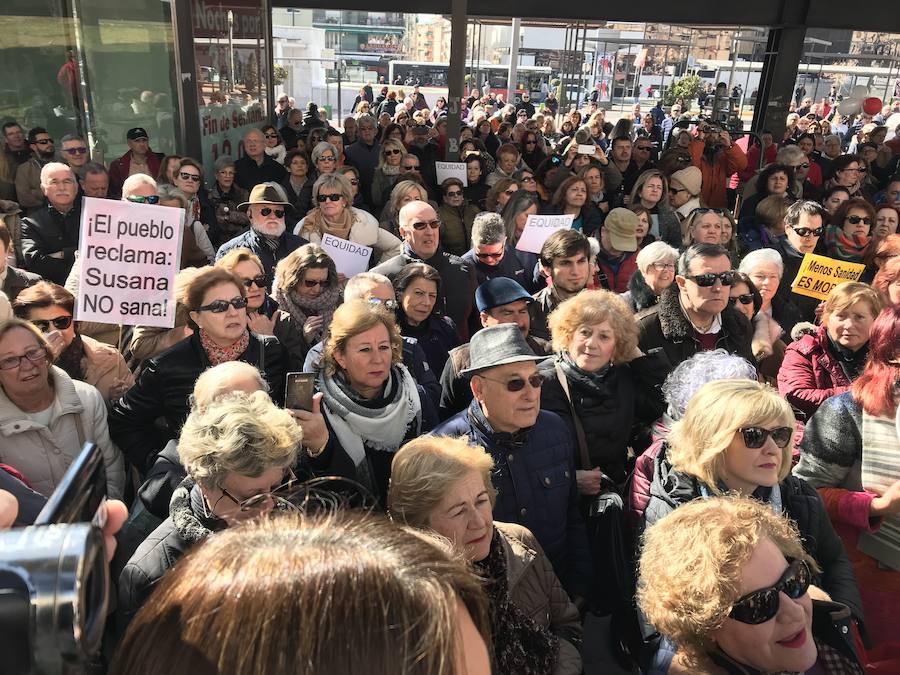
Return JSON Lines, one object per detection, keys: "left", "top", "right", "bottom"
{"left": 582, "top": 613, "right": 639, "bottom": 675}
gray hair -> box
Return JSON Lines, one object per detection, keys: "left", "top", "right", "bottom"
{"left": 471, "top": 212, "right": 507, "bottom": 246}
{"left": 311, "top": 142, "right": 338, "bottom": 164}
{"left": 823, "top": 134, "right": 841, "bottom": 146}
{"left": 39, "top": 162, "right": 74, "bottom": 186}
{"left": 121, "top": 172, "right": 157, "bottom": 198}
{"left": 355, "top": 114, "right": 376, "bottom": 130}
{"left": 156, "top": 184, "right": 190, "bottom": 211}
{"left": 775, "top": 145, "right": 805, "bottom": 165}
{"left": 344, "top": 272, "right": 393, "bottom": 301}
{"left": 738, "top": 248, "right": 784, "bottom": 277}
{"left": 312, "top": 172, "right": 353, "bottom": 205}
{"left": 677, "top": 243, "right": 730, "bottom": 277}
{"left": 59, "top": 134, "right": 85, "bottom": 146}
{"left": 784, "top": 199, "right": 827, "bottom": 229}
{"left": 190, "top": 362, "right": 269, "bottom": 410}
{"left": 214, "top": 156, "right": 237, "bottom": 173}
{"left": 662, "top": 349, "right": 758, "bottom": 420}
{"left": 636, "top": 241, "right": 679, "bottom": 274}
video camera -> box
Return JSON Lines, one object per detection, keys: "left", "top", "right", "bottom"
{"left": 705, "top": 81, "right": 742, "bottom": 133}
{"left": 0, "top": 443, "right": 110, "bottom": 675}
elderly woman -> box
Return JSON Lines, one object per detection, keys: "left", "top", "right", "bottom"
{"left": 728, "top": 272, "right": 784, "bottom": 385}
{"left": 309, "top": 301, "right": 437, "bottom": 507}
{"left": 261, "top": 124, "right": 286, "bottom": 165}
{"left": 310, "top": 141, "right": 338, "bottom": 178}
{"left": 620, "top": 241, "right": 679, "bottom": 313}
{"left": 825, "top": 197, "right": 875, "bottom": 263}
{"left": 682, "top": 207, "right": 725, "bottom": 248}
{"left": 389, "top": 436, "right": 583, "bottom": 675}
{"left": 738, "top": 247, "right": 803, "bottom": 342}
{"left": 485, "top": 178, "right": 519, "bottom": 214}
{"left": 12, "top": 281, "right": 133, "bottom": 402}
{"left": 393, "top": 263, "right": 460, "bottom": 376}
{"left": 296, "top": 173, "right": 402, "bottom": 265}
{"left": 539, "top": 291, "right": 667, "bottom": 490}
{"left": 627, "top": 169, "right": 681, "bottom": 247}
{"left": 795, "top": 306, "right": 900, "bottom": 647}
{"left": 272, "top": 243, "right": 341, "bottom": 349}
{"left": 156, "top": 184, "right": 215, "bottom": 267}
{"left": 0, "top": 319, "right": 124, "bottom": 498}
{"left": 109, "top": 267, "right": 287, "bottom": 472}
{"left": 639, "top": 496, "right": 864, "bottom": 674}
{"left": 549, "top": 175, "right": 603, "bottom": 236}
{"left": 207, "top": 157, "right": 250, "bottom": 242}
{"left": 280, "top": 149, "right": 313, "bottom": 224}
{"left": 778, "top": 281, "right": 884, "bottom": 419}
{"left": 118, "top": 390, "right": 300, "bottom": 631}
{"left": 173, "top": 158, "right": 219, "bottom": 245}
{"left": 337, "top": 165, "right": 366, "bottom": 210}
{"left": 824, "top": 154, "right": 867, "bottom": 200}
{"left": 437, "top": 178, "right": 479, "bottom": 257}
{"left": 873, "top": 255, "right": 900, "bottom": 306}
{"left": 578, "top": 164, "right": 609, "bottom": 214}
{"left": 380, "top": 179, "right": 431, "bottom": 237}
{"left": 371, "top": 138, "right": 406, "bottom": 210}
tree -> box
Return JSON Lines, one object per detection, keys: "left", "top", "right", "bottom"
{"left": 663, "top": 74, "right": 702, "bottom": 107}
{"left": 273, "top": 64, "right": 288, "bottom": 87}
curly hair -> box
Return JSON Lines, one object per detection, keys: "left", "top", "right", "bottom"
{"left": 547, "top": 289, "right": 638, "bottom": 363}
{"left": 661, "top": 349, "right": 758, "bottom": 421}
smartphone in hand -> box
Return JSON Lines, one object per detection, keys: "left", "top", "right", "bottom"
{"left": 284, "top": 372, "right": 316, "bottom": 412}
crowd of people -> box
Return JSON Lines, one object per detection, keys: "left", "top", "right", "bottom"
{"left": 0, "top": 81, "right": 899, "bottom": 674}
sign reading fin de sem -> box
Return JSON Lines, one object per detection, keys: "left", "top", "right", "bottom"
{"left": 791, "top": 252, "right": 865, "bottom": 301}
{"left": 515, "top": 214, "right": 575, "bottom": 254}
{"left": 76, "top": 197, "right": 184, "bottom": 328}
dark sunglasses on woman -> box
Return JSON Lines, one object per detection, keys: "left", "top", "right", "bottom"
{"left": 241, "top": 274, "right": 268, "bottom": 289}
{"left": 846, "top": 215, "right": 872, "bottom": 225}
{"left": 729, "top": 558, "right": 811, "bottom": 625}
{"left": 31, "top": 315, "right": 74, "bottom": 332}
{"left": 728, "top": 294, "right": 754, "bottom": 306}
{"left": 739, "top": 426, "right": 794, "bottom": 449}
{"left": 317, "top": 194, "right": 342, "bottom": 203}
{"left": 196, "top": 297, "right": 248, "bottom": 313}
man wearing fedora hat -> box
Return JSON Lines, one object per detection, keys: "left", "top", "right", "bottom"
{"left": 108, "top": 127, "right": 163, "bottom": 199}
{"left": 215, "top": 182, "right": 307, "bottom": 276}
{"left": 432, "top": 323, "right": 590, "bottom": 601}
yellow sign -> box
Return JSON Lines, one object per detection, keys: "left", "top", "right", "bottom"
{"left": 791, "top": 253, "right": 865, "bottom": 301}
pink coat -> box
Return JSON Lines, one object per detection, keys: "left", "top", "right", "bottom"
{"left": 777, "top": 326, "right": 851, "bottom": 419}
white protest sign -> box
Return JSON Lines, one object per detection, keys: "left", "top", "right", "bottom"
{"left": 320, "top": 233, "right": 373, "bottom": 277}
{"left": 435, "top": 161, "right": 468, "bottom": 187}
{"left": 76, "top": 197, "right": 183, "bottom": 328}
{"left": 515, "top": 214, "right": 575, "bottom": 254}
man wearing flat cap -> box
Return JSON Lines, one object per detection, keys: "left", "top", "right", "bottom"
{"left": 108, "top": 127, "right": 163, "bottom": 199}
{"left": 216, "top": 181, "right": 307, "bottom": 277}
{"left": 595, "top": 207, "right": 639, "bottom": 293}
{"left": 432, "top": 323, "right": 590, "bottom": 602}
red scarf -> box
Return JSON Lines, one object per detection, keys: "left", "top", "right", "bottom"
{"left": 199, "top": 328, "right": 250, "bottom": 366}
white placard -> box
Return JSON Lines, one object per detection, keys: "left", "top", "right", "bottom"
{"left": 320, "top": 233, "right": 373, "bottom": 277}
{"left": 76, "top": 197, "right": 183, "bottom": 328}
{"left": 515, "top": 214, "right": 575, "bottom": 254}
{"left": 577, "top": 144, "right": 597, "bottom": 155}
{"left": 435, "top": 161, "right": 468, "bottom": 187}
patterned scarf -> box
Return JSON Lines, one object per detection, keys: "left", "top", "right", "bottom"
{"left": 474, "top": 529, "right": 559, "bottom": 675}
{"left": 824, "top": 225, "right": 869, "bottom": 263}
{"left": 272, "top": 282, "right": 341, "bottom": 344}
{"left": 301, "top": 205, "right": 354, "bottom": 241}
{"left": 198, "top": 328, "right": 250, "bottom": 366}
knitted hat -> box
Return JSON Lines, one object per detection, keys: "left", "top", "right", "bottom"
{"left": 670, "top": 166, "right": 702, "bottom": 197}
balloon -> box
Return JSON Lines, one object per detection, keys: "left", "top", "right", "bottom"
{"left": 863, "top": 97, "right": 883, "bottom": 115}
{"left": 837, "top": 99, "right": 861, "bottom": 116}
{"left": 851, "top": 85, "right": 869, "bottom": 100}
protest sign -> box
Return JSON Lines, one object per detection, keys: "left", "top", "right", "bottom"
{"left": 790, "top": 253, "right": 865, "bottom": 301}
{"left": 76, "top": 197, "right": 183, "bottom": 328}
{"left": 515, "top": 214, "right": 575, "bottom": 254}
{"left": 435, "top": 161, "right": 468, "bottom": 187}
{"left": 320, "top": 234, "right": 373, "bottom": 277}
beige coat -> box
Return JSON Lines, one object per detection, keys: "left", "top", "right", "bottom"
{"left": 496, "top": 521, "right": 583, "bottom": 675}
{"left": 0, "top": 366, "right": 125, "bottom": 498}
{"left": 295, "top": 207, "right": 403, "bottom": 264}
{"left": 81, "top": 334, "right": 134, "bottom": 402}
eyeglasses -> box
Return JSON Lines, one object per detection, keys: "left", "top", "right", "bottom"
{"left": 789, "top": 225, "right": 823, "bottom": 237}
{"left": 347, "top": 178, "right": 359, "bottom": 185}
{"left": 402, "top": 164, "right": 420, "bottom": 171}
{"left": 241, "top": 274, "right": 268, "bottom": 288}
{"left": 264, "top": 133, "right": 279, "bottom": 139}
{"left": 649, "top": 262, "right": 675, "bottom": 271}
{"left": 477, "top": 372, "right": 544, "bottom": 392}
{"left": 30, "top": 315, "right": 74, "bottom": 332}
{"left": 216, "top": 469, "right": 297, "bottom": 512}
{"left": 520, "top": 176, "right": 536, "bottom": 183}
{"left": 685, "top": 271, "right": 735, "bottom": 287}
{"left": 317, "top": 155, "right": 336, "bottom": 162}
{"left": 669, "top": 187, "right": 686, "bottom": 195}
{"left": 475, "top": 250, "right": 504, "bottom": 261}
{"left": 127, "top": 195, "right": 160, "bottom": 204}
{"left": 63, "top": 147, "right": 87, "bottom": 155}
{"left": 739, "top": 426, "right": 794, "bottom": 449}
{"left": 729, "top": 558, "right": 811, "bottom": 625}
{"left": 367, "top": 297, "right": 398, "bottom": 311}
{"left": 303, "top": 278, "right": 328, "bottom": 288}
{"left": 195, "top": 297, "right": 248, "bottom": 313}
{"left": 316, "top": 194, "right": 342, "bottom": 203}
{"left": 728, "top": 294, "right": 754, "bottom": 306}
{"left": 635, "top": 146, "right": 653, "bottom": 152}
{"left": 794, "top": 163, "right": 810, "bottom": 169}
{"left": 445, "top": 190, "right": 463, "bottom": 197}
{"left": 503, "top": 189, "right": 517, "bottom": 196}
{"left": 846, "top": 215, "right": 872, "bottom": 225}
{"left": 411, "top": 219, "right": 441, "bottom": 230}
{"left": 0, "top": 347, "right": 49, "bottom": 371}
{"left": 384, "top": 148, "right": 402, "bottom": 156}
{"left": 33, "top": 138, "right": 53, "bottom": 145}
{"left": 259, "top": 207, "right": 285, "bottom": 217}
{"left": 178, "top": 172, "right": 201, "bottom": 182}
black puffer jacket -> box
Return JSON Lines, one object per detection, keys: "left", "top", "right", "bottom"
{"left": 108, "top": 331, "right": 287, "bottom": 472}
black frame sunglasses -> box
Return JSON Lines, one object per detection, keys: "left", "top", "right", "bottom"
{"left": 685, "top": 271, "right": 736, "bottom": 287}
{"left": 259, "top": 207, "right": 285, "bottom": 218}
{"left": 316, "top": 194, "right": 342, "bottom": 203}
{"left": 127, "top": 195, "right": 160, "bottom": 204}
{"left": 846, "top": 215, "right": 872, "bottom": 225}
{"left": 195, "top": 297, "right": 248, "bottom": 313}
{"left": 739, "top": 426, "right": 794, "bottom": 449}
{"left": 411, "top": 219, "right": 441, "bottom": 231}
{"left": 31, "top": 315, "right": 73, "bottom": 332}
{"left": 790, "top": 226, "right": 823, "bottom": 237}
{"left": 241, "top": 274, "right": 268, "bottom": 289}
{"left": 729, "top": 558, "right": 811, "bottom": 625}
{"left": 728, "top": 294, "right": 754, "bottom": 306}
{"left": 477, "top": 372, "right": 543, "bottom": 392}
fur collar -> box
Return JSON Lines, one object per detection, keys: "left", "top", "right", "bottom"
{"left": 655, "top": 286, "right": 745, "bottom": 342}
{"left": 627, "top": 270, "right": 659, "bottom": 312}
{"left": 170, "top": 478, "right": 221, "bottom": 545}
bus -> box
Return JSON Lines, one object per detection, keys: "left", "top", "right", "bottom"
{"left": 387, "top": 60, "right": 552, "bottom": 100}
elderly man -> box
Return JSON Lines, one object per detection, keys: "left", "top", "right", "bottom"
{"left": 687, "top": 122, "right": 747, "bottom": 209}
{"left": 372, "top": 200, "right": 476, "bottom": 340}
{"left": 234, "top": 128, "right": 287, "bottom": 191}
{"left": 15, "top": 127, "right": 58, "bottom": 210}
{"left": 59, "top": 134, "right": 90, "bottom": 178}
{"left": 460, "top": 211, "right": 527, "bottom": 289}
{"left": 438, "top": 277, "right": 550, "bottom": 419}
{"left": 343, "top": 114, "right": 380, "bottom": 208}
{"left": 595, "top": 208, "right": 639, "bottom": 293}
{"left": 19, "top": 162, "right": 81, "bottom": 284}
{"left": 216, "top": 182, "right": 306, "bottom": 276}
{"left": 107, "top": 127, "right": 163, "bottom": 199}
{"left": 530, "top": 229, "right": 592, "bottom": 341}
{"left": 660, "top": 103, "right": 682, "bottom": 143}
{"left": 770, "top": 200, "right": 827, "bottom": 326}
{"left": 432, "top": 323, "right": 590, "bottom": 601}
{"left": 637, "top": 243, "right": 753, "bottom": 371}
{"left": 79, "top": 162, "right": 110, "bottom": 199}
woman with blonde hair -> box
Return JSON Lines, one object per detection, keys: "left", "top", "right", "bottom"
{"left": 628, "top": 169, "right": 681, "bottom": 247}
{"left": 638, "top": 497, "right": 864, "bottom": 674}
{"left": 389, "top": 436, "right": 583, "bottom": 675}
{"left": 371, "top": 138, "right": 407, "bottom": 210}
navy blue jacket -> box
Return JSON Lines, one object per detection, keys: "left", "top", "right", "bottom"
{"left": 215, "top": 228, "right": 307, "bottom": 278}
{"left": 432, "top": 400, "right": 591, "bottom": 599}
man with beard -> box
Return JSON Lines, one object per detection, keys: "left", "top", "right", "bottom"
{"left": 15, "top": 127, "right": 58, "bottom": 210}
{"left": 216, "top": 182, "right": 307, "bottom": 277}
{"left": 686, "top": 122, "right": 747, "bottom": 209}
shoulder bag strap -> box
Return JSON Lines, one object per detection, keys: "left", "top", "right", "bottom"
{"left": 554, "top": 361, "right": 591, "bottom": 470}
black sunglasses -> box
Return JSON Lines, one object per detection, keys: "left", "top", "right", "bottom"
{"left": 412, "top": 219, "right": 441, "bottom": 230}
{"left": 260, "top": 207, "right": 285, "bottom": 217}
{"left": 685, "top": 271, "right": 735, "bottom": 287}
{"left": 127, "top": 195, "right": 160, "bottom": 204}
{"left": 195, "top": 297, "right": 248, "bottom": 313}
{"left": 242, "top": 274, "right": 268, "bottom": 289}
{"left": 31, "top": 315, "right": 73, "bottom": 332}
{"left": 477, "top": 372, "right": 543, "bottom": 392}
{"left": 728, "top": 294, "right": 754, "bottom": 306}
{"left": 303, "top": 278, "right": 328, "bottom": 288}
{"left": 317, "top": 194, "right": 342, "bottom": 203}
{"left": 63, "top": 147, "right": 87, "bottom": 155}
{"left": 33, "top": 138, "right": 53, "bottom": 145}
{"left": 846, "top": 215, "right": 872, "bottom": 225}
{"left": 384, "top": 148, "right": 402, "bottom": 156}
{"left": 790, "top": 226, "right": 823, "bottom": 237}
{"left": 739, "top": 426, "right": 794, "bottom": 449}
{"left": 690, "top": 207, "right": 725, "bottom": 217}
{"left": 729, "top": 558, "right": 811, "bottom": 625}
{"left": 264, "top": 133, "right": 279, "bottom": 139}
{"left": 179, "top": 171, "right": 201, "bottom": 182}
